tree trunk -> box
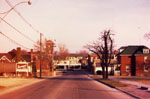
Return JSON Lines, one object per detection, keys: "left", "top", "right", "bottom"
{"left": 106, "top": 65, "right": 108, "bottom": 79}
{"left": 102, "top": 66, "right": 107, "bottom": 79}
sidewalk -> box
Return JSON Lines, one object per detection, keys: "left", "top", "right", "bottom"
{"left": 85, "top": 70, "right": 150, "bottom": 99}
{"left": 109, "top": 76, "right": 150, "bottom": 99}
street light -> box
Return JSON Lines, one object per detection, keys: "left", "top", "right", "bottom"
{"left": 28, "top": 0, "right": 32, "bottom": 5}
{"left": 0, "top": 0, "right": 31, "bottom": 22}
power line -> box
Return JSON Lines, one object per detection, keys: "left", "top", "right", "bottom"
{"left": 5, "top": 0, "right": 48, "bottom": 46}
{"left": 0, "top": 1, "right": 27, "bottom": 23}
{"left": 0, "top": 17, "right": 38, "bottom": 45}
{"left": 5, "top": 0, "right": 41, "bottom": 35}
{"left": 0, "top": 31, "right": 30, "bottom": 50}
{"left": 0, "top": 1, "right": 27, "bottom": 14}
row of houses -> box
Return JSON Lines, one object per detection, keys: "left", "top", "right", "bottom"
{"left": 0, "top": 40, "right": 54, "bottom": 77}
{"left": 53, "top": 54, "right": 88, "bottom": 70}
{"left": 88, "top": 45, "right": 150, "bottom": 76}
{"left": 1, "top": 44, "right": 149, "bottom": 77}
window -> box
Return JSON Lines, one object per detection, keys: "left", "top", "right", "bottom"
{"left": 95, "top": 57, "right": 97, "bottom": 60}
{"left": 91, "top": 57, "right": 93, "bottom": 62}
{"left": 144, "top": 56, "right": 148, "bottom": 63}
{"left": 126, "top": 65, "right": 130, "bottom": 72}
{"left": 143, "top": 49, "right": 149, "bottom": 54}
{"left": 144, "top": 65, "right": 149, "bottom": 72}
{"left": 47, "top": 64, "right": 49, "bottom": 68}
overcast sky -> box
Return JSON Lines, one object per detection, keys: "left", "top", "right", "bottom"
{"left": 0, "top": 0, "right": 150, "bottom": 53}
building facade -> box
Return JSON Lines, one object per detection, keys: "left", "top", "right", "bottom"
{"left": 54, "top": 54, "right": 83, "bottom": 70}
{"left": 88, "top": 53, "right": 117, "bottom": 75}
{"left": 118, "top": 45, "right": 150, "bottom": 76}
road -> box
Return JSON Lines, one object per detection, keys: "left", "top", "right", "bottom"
{"left": 0, "top": 70, "right": 134, "bottom": 99}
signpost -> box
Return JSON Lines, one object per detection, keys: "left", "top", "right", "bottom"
{"left": 16, "top": 62, "right": 30, "bottom": 77}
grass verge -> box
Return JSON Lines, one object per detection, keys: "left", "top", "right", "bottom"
{"left": 101, "top": 79, "right": 128, "bottom": 87}
{"left": 90, "top": 75, "right": 128, "bottom": 87}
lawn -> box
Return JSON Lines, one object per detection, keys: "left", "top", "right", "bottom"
{"left": 101, "top": 79, "right": 128, "bottom": 87}
{"left": 120, "top": 76, "right": 150, "bottom": 84}
{"left": 90, "top": 75, "right": 128, "bottom": 87}
{"left": 0, "top": 77, "right": 42, "bottom": 95}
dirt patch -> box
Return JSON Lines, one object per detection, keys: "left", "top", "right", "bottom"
{"left": 89, "top": 75, "right": 128, "bottom": 87}
{"left": 101, "top": 79, "right": 128, "bottom": 87}
{"left": 0, "top": 78, "right": 43, "bottom": 95}
{"left": 89, "top": 75, "right": 102, "bottom": 79}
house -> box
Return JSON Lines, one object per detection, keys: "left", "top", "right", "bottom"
{"left": 0, "top": 41, "right": 55, "bottom": 77}
{"left": 0, "top": 53, "right": 12, "bottom": 63}
{"left": 118, "top": 45, "right": 150, "bottom": 76}
{"left": 54, "top": 54, "right": 83, "bottom": 70}
{"left": 88, "top": 53, "right": 117, "bottom": 75}
{"left": 80, "top": 58, "right": 88, "bottom": 69}
{"left": 0, "top": 53, "right": 16, "bottom": 76}
{"left": 0, "top": 47, "right": 32, "bottom": 77}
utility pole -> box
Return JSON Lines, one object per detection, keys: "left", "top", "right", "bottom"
{"left": 40, "top": 33, "right": 42, "bottom": 78}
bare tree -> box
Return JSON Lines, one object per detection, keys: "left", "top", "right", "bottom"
{"left": 33, "top": 40, "right": 40, "bottom": 52}
{"left": 58, "top": 43, "right": 69, "bottom": 60}
{"left": 33, "top": 39, "right": 55, "bottom": 72}
{"left": 33, "top": 39, "right": 48, "bottom": 58}
{"left": 33, "top": 38, "right": 47, "bottom": 53}
{"left": 85, "top": 29, "right": 114, "bottom": 79}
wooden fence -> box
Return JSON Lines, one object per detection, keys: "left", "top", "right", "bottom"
{"left": 0, "top": 63, "right": 16, "bottom": 73}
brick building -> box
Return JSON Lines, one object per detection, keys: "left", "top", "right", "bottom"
{"left": 118, "top": 45, "right": 150, "bottom": 76}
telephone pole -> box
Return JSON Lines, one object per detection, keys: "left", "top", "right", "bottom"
{"left": 40, "top": 33, "right": 42, "bottom": 78}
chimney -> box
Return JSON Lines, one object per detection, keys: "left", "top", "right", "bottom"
{"left": 16, "top": 47, "right": 21, "bottom": 62}
{"left": 30, "top": 49, "right": 33, "bottom": 62}
{"left": 30, "top": 49, "right": 33, "bottom": 54}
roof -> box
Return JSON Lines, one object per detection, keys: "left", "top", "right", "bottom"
{"left": 0, "top": 53, "right": 12, "bottom": 61}
{"left": 0, "top": 49, "right": 32, "bottom": 62}
{"left": 68, "top": 53, "right": 83, "bottom": 57}
{"left": 119, "top": 46, "right": 127, "bottom": 50}
{"left": 54, "top": 53, "right": 84, "bottom": 60}
{"left": 119, "top": 45, "right": 150, "bottom": 56}
{"left": 22, "top": 55, "right": 31, "bottom": 62}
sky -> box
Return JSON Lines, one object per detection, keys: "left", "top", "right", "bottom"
{"left": 0, "top": 0, "right": 150, "bottom": 53}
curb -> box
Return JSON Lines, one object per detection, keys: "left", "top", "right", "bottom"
{"left": 95, "top": 79, "right": 140, "bottom": 99}
{"left": 141, "top": 86, "right": 150, "bottom": 91}
{"left": 85, "top": 72, "right": 141, "bottom": 99}
{"left": 95, "top": 79, "right": 115, "bottom": 88}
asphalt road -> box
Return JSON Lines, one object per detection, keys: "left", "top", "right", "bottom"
{"left": 0, "top": 70, "right": 134, "bottom": 99}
